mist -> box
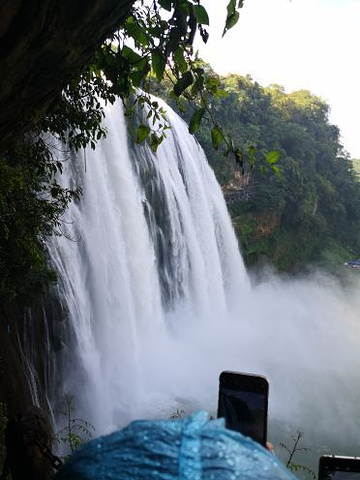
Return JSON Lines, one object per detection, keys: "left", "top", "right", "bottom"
{"left": 136, "top": 268, "right": 360, "bottom": 469}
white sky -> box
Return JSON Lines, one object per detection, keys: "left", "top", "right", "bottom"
{"left": 196, "top": 0, "right": 360, "bottom": 158}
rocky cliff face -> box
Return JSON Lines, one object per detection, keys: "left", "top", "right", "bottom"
{"left": 0, "top": 0, "right": 134, "bottom": 149}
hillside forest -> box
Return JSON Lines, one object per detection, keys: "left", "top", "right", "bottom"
{"left": 153, "top": 71, "right": 360, "bottom": 272}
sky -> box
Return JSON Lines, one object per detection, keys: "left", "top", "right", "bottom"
{"left": 196, "top": 0, "right": 360, "bottom": 158}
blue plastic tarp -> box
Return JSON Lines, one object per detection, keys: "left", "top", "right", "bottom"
{"left": 56, "top": 411, "right": 297, "bottom": 479}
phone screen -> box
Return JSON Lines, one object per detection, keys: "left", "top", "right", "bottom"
{"left": 217, "top": 372, "right": 268, "bottom": 446}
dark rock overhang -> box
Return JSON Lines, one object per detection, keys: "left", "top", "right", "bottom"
{"left": 0, "top": 0, "right": 134, "bottom": 149}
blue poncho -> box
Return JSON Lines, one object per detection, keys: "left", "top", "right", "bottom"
{"left": 56, "top": 411, "right": 296, "bottom": 479}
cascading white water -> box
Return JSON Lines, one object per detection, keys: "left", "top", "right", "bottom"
{"left": 49, "top": 98, "right": 360, "bottom": 467}
{"left": 49, "top": 98, "right": 249, "bottom": 433}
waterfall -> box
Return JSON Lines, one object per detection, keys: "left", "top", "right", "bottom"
{"left": 48, "top": 98, "right": 360, "bottom": 467}
{"left": 48, "top": 98, "right": 248, "bottom": 433}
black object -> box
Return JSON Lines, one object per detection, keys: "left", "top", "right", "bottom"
{"left": 0, "top": 407, "right": 59, "bottom": 480}
{"left": 217, "top": 371, "right": 269, "bottom": 446}
{"left": 318, "top": 455, "right": 360, "bottom": 480}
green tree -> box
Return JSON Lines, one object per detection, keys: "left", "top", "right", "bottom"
{"left": 156, "top": 72, "right": 360, "bottom": 270}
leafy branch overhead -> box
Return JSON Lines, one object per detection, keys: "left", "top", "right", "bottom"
{"left": 113, "top": 0, "right": 278, "bottom": 173}
{"left": 53, "top": 0, "right": 263, "bottom": 173}
{"left": 79, "top": 0, "right": 246, "bottom": 153}
{"left": 223, "top": 0, "right": 244, "bottom": 37}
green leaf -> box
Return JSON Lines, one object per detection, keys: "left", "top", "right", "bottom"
{"left": 124, "top": 107, "right": 135, "bottom": 117}
{"left": 129, "top": 57, "right": 150, "bottom": 87}
{"left": 205, "top": 76, "right": 220, "bottom": 95}
{"left": 199, "top": 25, "right": 209, "bottom": 43}
{"left": 227, "top": 0, "right": 236, "bottom": 13}
{"left": 223, "top": 11, "right": 239, "bottom": 36}
{"left": 193, "top": 67, "right": 205, "bottom": 75}
{"left": 234, "top": 148, "right": 243, "bottom": 165}
{"left": 211, "top": 125, "right": 223, "bottom": 149}
{"left": 224, "top": 137, "right": 234, "bottom": 157}
{"left": 177, "top": 97, "right": 187, "bottom": 114}
{"left": 248, "top": 145, "right": 256, "bottom": 155}
{"left": 136, "top": 124, "right": 150, "bottom": 143}
{"left": 214, "top": 88, "right": 229, "bottom": 99}
{"left": 121, "top": 45, "right": 142, "bottom": 64}
{"left": 158, "top": 0, "right": 172, "bottom": 11}
{"left": 248, "top": 145, "right": 256, "bottom": 168}
{"left": 191, "top": 74, "right": 204, "bottom": 96}
{"left": 173, "top": 47, "right": 187, "bottom": 74}
{"left": 223, "top": 0, "right": 242, "bottom": 36}
{"left": 130, "top": 62, "right": 151, "bottom": 87}
{"left": 258, "top": 165, "right": 266, "bottom": 174}
{"left": 193, "top": 5, "right": 209, "bottom": 25}
{"left": 271, "top": 165, "right": 283, "bottom": 178}
{"left": 173, "top": 71, "right": 194, "bottom": 96}
{"left": 125, "top": 17, "right": 149, "bottom": 47}
{"left": 150, "top": 133, "right": 165, "bottom": 152}
{"left": 151, "top": 50, "right": 166, "bottom": 81}
{"left": 189, "top": 107, "right": 205, "bottom": 134}
{"left": 265, "top": 150, "right": 281, "bottom": 165}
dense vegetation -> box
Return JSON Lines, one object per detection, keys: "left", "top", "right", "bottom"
{"left": 153, "top": 73, "right": 360, "bottom": 271}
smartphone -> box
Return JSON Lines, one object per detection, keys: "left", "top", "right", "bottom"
{"left": 217, "top": 370, "right": 269, "bottom": 446}
{"left": 319, "top": 455, "right": 360, "bottom": 480}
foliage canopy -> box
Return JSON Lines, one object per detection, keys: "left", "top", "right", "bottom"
{"left": 156, "top": 72, "right": 360, "bottom": 270}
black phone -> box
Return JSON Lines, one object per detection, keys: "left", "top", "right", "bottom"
{"left": 217, "top": 370, "right": 269, "bottom": 446}
{"left": 318, "top": 455, "right": 360, "bottom": 480}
